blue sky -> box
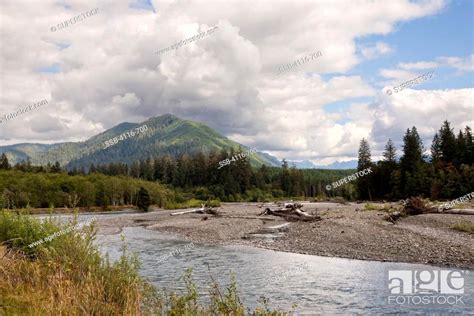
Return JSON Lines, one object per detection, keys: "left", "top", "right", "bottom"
{"left": 325, "top": 0, "right": 473, "bottom": 115}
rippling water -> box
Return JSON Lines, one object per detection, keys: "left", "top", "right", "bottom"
{"left": 47, "top": 213, "right": 474, "bottom": 314}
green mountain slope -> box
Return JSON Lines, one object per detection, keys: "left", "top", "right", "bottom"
{"left": 0, "top": 114, "right": 280, "bottom": 168}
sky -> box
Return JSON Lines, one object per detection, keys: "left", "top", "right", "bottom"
{"left": 0, "top": 0, "right": 473, "bottom": 165}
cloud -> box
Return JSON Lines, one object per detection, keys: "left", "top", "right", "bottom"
{"left": 438, "top": 54, "right": 474, "bottom": 72}
{"left": 360, "top": 42, "right": 394, "bottom": 59}
{"left": 2, "top": 0, "right": 470, "bottom": 167}
{"left": 382, "top": 54, "right": 472, "bottom": 85}
{"left": 371, "top": 88, "right": 474, "bottom": 155}
{"left": 398, "top": 61, "right": 439, "bottom": 70}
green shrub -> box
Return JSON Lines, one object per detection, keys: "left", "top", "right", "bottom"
{"left": 137, "top": 187, "right": 151, "bottom": 211}
{"left": 206, "top": 199, "right": 221, "bottom": 207}
{"left": 364, "top": 203, "right": 379, "bottom": 211}
{"left": 451, "top": 222, "right": 474, "bottom": 234}
{"left": 0, "top": 211, "right": 289, "bottom": 315}
{"left": 164, "top": 198, "right": 221, "bottom": 210}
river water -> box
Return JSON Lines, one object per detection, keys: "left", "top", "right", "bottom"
{"left": 43, "top": 213, "right": 474, "bottom": 315}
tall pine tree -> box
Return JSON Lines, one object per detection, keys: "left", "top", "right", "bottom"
{"left": 400, "top": 127, "right": 427, "bottom": 196}
{"left": 357, "top": 138, "right": 373, "bottom": 200}
{"left": 0, "top": 153, "right": 9, "bottom": 170}
{"left": 438, "top": 120, "right": 457, "bottom": 164}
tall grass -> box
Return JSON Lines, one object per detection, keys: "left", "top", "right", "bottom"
{"left": 0, "top": 210, "right": 289, "bottom": 315}
{"left": 164, "top": 198, "right": 221, "bottom": 210}
{"left": 451, "top": 221, "right": 474, "bottom": 234}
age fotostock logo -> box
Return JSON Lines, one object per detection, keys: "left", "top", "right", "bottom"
{"left": 388, "top": 270, "right": 467, "bottom": 305}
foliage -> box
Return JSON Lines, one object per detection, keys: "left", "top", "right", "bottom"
{"left": 164, "top": 198, "right": 221, "bottom": 210}
{"left": 364, "top": 203, "right": 380, "bottom": 211}
{"left": 451, "top": 221, "right": 474, "bottom": 234}
{"left": 137, "top": 187, "right": 151, "bottom": 211}
{"left": 0, "top": 210, "right": 157, "bottom": 315}
{"left": 357, "top": 121, "right": 473, "bottom": 201}
{"left": 0, "top": 170, "right": 173, "bottom": 209}
{"left": 1, "top": 149, "right": 356, "bottom": 205}
{"left": 0, "top": 211, "right": 289, "bottom": 315}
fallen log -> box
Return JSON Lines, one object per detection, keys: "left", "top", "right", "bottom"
{"left": 170, "top": 209, "right": 204, "bottom": 216}
{"left": 221, "top": 215, "right": 278, "bottom": 221}
{"left": 431, "top": 208, "right": 474, "bottom": 215}
{"left": 386, "top": 198, "right": 474, "bottom": 223}
{"left": 294, "top": 208, "right": 314, "bottom": 219}
{"left": 170, "top": 205, "right": 219, "bottom": 216}
{"left": 259, "top": 204, "right": 321, "bottom": 222}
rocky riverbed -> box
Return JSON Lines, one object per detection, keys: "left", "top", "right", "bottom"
{"left": 94, "top": 202, "right": 474, "bottom": 268}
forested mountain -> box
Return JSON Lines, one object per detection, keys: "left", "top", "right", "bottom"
{"left": 0, "top": 114, "right": 279, "bottom": 169}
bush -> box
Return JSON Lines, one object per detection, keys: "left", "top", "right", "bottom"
{"left": 206, "top": 199, "right": 221, "bottom": 207}
{"left": 0, "top": 211, "right": 289, "bottom": 315}
{"left": 164, "top": 198, "right": 221, "bottom": 210}
{"left": 451, "top": 222, "right": 474, "bottom": 234}
{"left": 364, "top": 203, "right": 379, "bottom": 211}
{"left": 137, "top": 187, "right": 151, "bottom": 211}
{"left": 0, "top": 210, "right": 157, "bottom": 314}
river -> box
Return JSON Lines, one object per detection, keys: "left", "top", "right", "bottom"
{"left": 42, "top": 212, "right": 474, "bottom": 314}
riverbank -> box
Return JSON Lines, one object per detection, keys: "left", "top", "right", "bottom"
{"left": 0, "top": 211, "right": 288, "bottom": 315}
{"left": 95, "top": 202, "right": 474, "bottom": 268}
{"left": 24, "top": 205, "right": 139, "bottom": 214}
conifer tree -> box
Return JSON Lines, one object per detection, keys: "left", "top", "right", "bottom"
{"left": 400, "top": 127, "right": 427, "bottom": 196}
{"left": 431, "top": 133, "right": 441, "bottom": 164}
{"left": 383, "top": 139, "right": 397, "bottom": 163}
{"left": 137, "top": 187, "right": 151, "bottom": 211}
{"left": 0, "top": 153, "right": 9, "bottom": 170}
{"left": 438, "top": 120, "right": 457, "bottom": 164}
{"left": 464, "top": 126, "right": 474, "bottom": 165}
{"left": 357, "top": 138, "right": 373, "bottom": 199}
{"left": 456, "top": 130, "right": 466, "bottom": 166}
{"left": 357, "top": 138, "right": 372, "bottom": 170}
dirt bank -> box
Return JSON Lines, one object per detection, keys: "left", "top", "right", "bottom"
{"left": 96, "top": 202, "right": 474, "bottom": 268}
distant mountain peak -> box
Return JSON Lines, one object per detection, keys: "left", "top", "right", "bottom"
{"left": 288, "top": 159, "right": 357, "bottom": 170}
{"left": 0, "top": 114, "right": 280, "bottom": 169}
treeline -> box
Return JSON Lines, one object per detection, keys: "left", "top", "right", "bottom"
{"left": 5, "top": 120, "right": 469, "bottom": 204}
{"left": 357, "top": 121, "right": 474, "bottom": 200}
{"left": 71, "top": 152, "right": 354, "bottom": 201}
{"left": 0, "top": 169, "right": 173, "bottom": 209}
{"left": 1, "top": 150, "right": 353, "bottom": 202}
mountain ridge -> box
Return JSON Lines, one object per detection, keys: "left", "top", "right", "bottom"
{"left": 0, "top": 114, "right": 280, "bottom": 168}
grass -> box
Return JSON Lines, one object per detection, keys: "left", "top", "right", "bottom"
{"left": 451, "top": 222, "right": 474, "bottom": 234}
{"left": 164, "top": 198, "right": 221, "bottom": 210}
{"left": 364, "top": 203, "right": 380, "bottom": 211}
{"left": 0, "top": 210, "right": 288, "bottom": 315}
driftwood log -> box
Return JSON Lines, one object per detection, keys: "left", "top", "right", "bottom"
{"left": 384, "top": 197, "right": 474, "bottom": 222}
{"left": 259, "top": 203, "right": 321, "bottom": 222}
{"left": 404, "top": 197, "right": 474, "bottom": 215}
